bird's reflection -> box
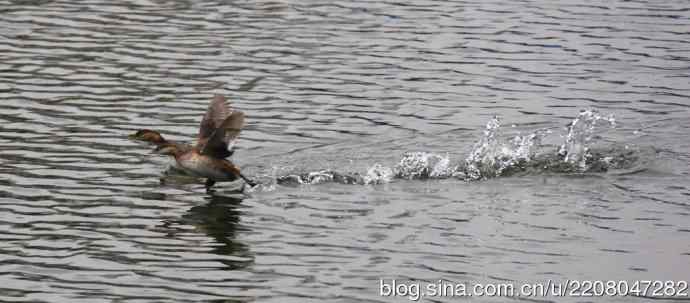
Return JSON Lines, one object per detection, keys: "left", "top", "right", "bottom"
{"left": 185, "top": 193, "right": 252, "bottom": 269}
{"left": 154, "top": 192, "right": 253, "bottom": 270}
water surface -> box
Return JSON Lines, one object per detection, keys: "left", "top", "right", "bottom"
{"left": 1, "top": 0, "right": 689, "bottom": 302}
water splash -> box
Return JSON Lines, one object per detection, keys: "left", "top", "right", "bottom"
{"left": 242, "top": 109, "right": 629, "bottom": 190}
{"left": 277, "top": 170, "right": 334, "bottom": 185}
{"left": 462, "top": 116, "right": 548, "bottom": 180}
{"left": 269, "top": 169, "right": 365, "bottom": 187}
{"left": 253, "top": 166, "right": 281, "bottom": 192}
{"left": 558, "top": 109, "right": 616, "bottom": 170}
{"left": 394, "top": 152, "right": 454, "bottom": 180}
{"left": 363, "top": 164, "right": 394, "bottom": 184}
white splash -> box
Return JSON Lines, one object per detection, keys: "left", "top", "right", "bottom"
{"left": 254, "top": 109, "right": 621, "bottom": 189}
{"left": 394, "top": 152, "right": 454, "bottom": 179}
{"left": 364, "top": 163, "right": 394, "bottom": 184}
{"left": 558, "top": 109, "right": 615, "bottom": 170}
{"left": 463, "top": 116, "right": 548, "bottom": 180}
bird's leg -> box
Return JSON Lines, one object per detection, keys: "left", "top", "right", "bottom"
{"left": 205, "top": 179, "right": 216, "bottom": 188}
{"left": 238, "top": 173, "right": 257, "bottom": 187}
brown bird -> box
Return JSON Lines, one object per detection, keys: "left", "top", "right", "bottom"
{"left": 132, "top": 95, "right": 255, "bottom": 188}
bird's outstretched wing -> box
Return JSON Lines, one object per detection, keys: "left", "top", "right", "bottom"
{"left": 200, "top": 111, "right": 245, "bottom": 158}
{"left": 197, "top": 95, "right": 245, "bottom": 158}
{"left": 198, "top": 94, "right": 231, "bottom": 142}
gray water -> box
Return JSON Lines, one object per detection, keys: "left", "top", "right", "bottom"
{"left": 1, "top": 0, "right": 689, "bottom": 302}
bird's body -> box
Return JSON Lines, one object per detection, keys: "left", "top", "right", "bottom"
{"left": 175, "top": 150, "right": 240, "bottom": 182}
{"left": 130, "top": 95, "right": 254, "bottom": 188}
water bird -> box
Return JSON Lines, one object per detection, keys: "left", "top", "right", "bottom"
{"left": 130, "top": 95, "right": 255, "bottom": 189}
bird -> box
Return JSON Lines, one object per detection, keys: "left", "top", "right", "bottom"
{"left": 131, "top": 95, "right": 255, "bottom": 189}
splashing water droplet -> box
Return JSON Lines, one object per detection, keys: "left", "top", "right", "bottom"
{"left": 249, "top": 109, "right": 624, "bottom": 189}
{"left": 394, "top": 152, "right": 453, "bottom": 179}
{"left": 364, "top": 163, "right": 394, "bottom": 184}
{"left": 462, "top": 116, "right": 549, "bottom": 180}
{"left": 558, "top": 109, "right": 616, "bottom": 171}
{"left": 430, "top": 153, "right": 454, "bottom": 178}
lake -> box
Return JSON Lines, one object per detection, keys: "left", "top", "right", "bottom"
{"left": 0, "top": 0, "right": 689, "bottom": 302}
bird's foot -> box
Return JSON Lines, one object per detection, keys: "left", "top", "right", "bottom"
{"left": 245, "top": 179, "right": 258, "bottom": 187}
{"left": 205, "top": 179, "right": 216, "bottom": 189}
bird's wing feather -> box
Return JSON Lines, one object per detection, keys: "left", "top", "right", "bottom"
{"left": 200, "top": 111, "right": 245, "bottom": 158}
{"left": 197, "top": 94, "right": 230, "bottom": 143}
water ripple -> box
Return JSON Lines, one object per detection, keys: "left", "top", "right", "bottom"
{"left": 1, "top": 0, "right": 690, "bottom": 301}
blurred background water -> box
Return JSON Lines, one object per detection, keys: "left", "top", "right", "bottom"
{"left": 0, "top": 0, "right": 689, "bottom": 302}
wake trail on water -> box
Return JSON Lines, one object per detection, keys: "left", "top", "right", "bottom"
{"left": 245, "top": 109, "right": 650, "bottom": 191}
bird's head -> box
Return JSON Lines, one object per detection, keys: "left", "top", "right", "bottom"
{"left": 129, "top": 129, "right": 165, "bottom": 144}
